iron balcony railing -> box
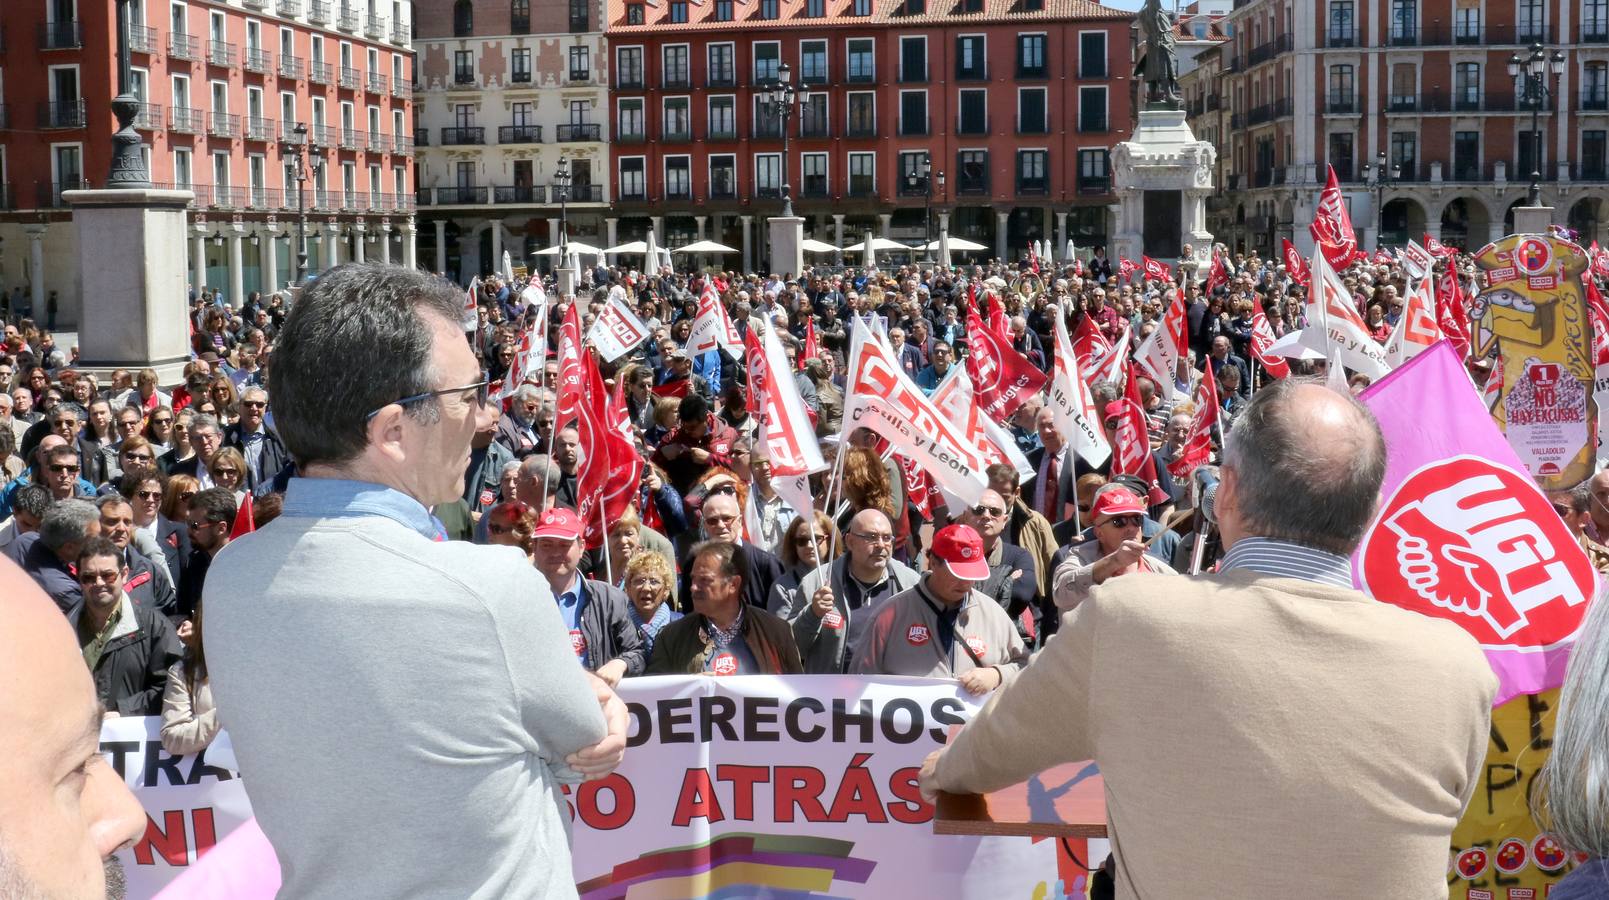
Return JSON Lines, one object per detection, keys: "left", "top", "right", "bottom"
{"left": 133, "top": 102, "right": 163, "bottom": 130}
{"left": 308, "top": 0, "right": 330, "bottom": 22}
{"left": 498, "top": 124, "right": 543, "bottom": 143}
{"left": 129, "top": 25, "right": 156, "bottom": 53}
{"left": 557, "top": 123, "right": 601, "bottom": 141}
{"left": 38, "top": 100, "right": 86, "bottom": 129}
{"left": 209, "top": 112, "right": 240, "bottom": 138}
{"left": 38, "top": 21, "right": 82, "bottom": 50}
{"left": 245, "top": 47, "right": 272, "bottom": 74}
{"left": 279, "top": 54, "right": 304, "bottom": 79}
{"left": 339, "top": 66, "right": 361, "bottom": 89}
{"left": 208, "top": 39, "right": 237, "bottom": 68}
{"left": 170, "top": 106, "right": 203, "bottom": 133}
{"left": 169, "top": 32, "right": 199, "bottom": 61}
{"left": 245, "top": 116, "right": 275, "bottom": 140}
{"left": 440, "top": 126, "right": 485, "bottom": 144}
{"left": 309, "top": 62, "right": 332, "bottom": 85}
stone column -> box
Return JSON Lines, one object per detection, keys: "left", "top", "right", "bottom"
{"left": 695, "top": 214, "right": 707, "bottom": 240}
{"left": 740, "top": 215, "right": 754, "bottom": 273}
{"left": 353, "top": 222, "right": 367, "bottom": 263}
{"left": 650, "top": 216, "right": 664, "bottom": 244}
{"left": 27, "top": 227, "right": 46, "bottom": 314}
{"left": 937, "top": 211, "right": 952, "bottom": 267}
{"left": 995, "top": 210, "right": 1010, "bottom": 261}
{"left": 1042, "top": 207, "right": 1054, "bottom": 257}
{"left": 1055, "top": 211, "right": 1069, "bottom": 259}
{"left": 604, "top": 217, "right": 618, "bottom": 264}
{"left": 191, "top": 230, "right": 207, "bottom": 293}
{"left": 878, "top": 213, "right": 892, "bottom": 240}
{"left": 403, "top": 219, "right": 417, "bottom": 269}
{"left": 380, "top": 224, "right": 392, "bottom": 264}
{"left": 228, "top": 229, "right": 245, "bottom": 308}
{"left": 263, "top": 229, "right": 279, "bottom": 293}
{"left": 833, "top": 214, "right": 845, "bottom": 249}
{"left": 488, "top": 221, "right": 501, "bottom": 274}
{"left": 433, "top": 219, "right": 447, "bottom": 273}
{"left": 330, "top": 226, "right": 342, "bottom": 267}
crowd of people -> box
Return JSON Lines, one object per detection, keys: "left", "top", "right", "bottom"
{"left": 9, "top": 236, "right": 1609, "bottom": 899}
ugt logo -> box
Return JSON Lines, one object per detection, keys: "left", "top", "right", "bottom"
{"left": 1358, "top": 456, "right": 1595, "bottom": 649}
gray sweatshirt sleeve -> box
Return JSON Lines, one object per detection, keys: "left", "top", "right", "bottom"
{"left": 489, "top": 561, "right": 608, "bottom": 781}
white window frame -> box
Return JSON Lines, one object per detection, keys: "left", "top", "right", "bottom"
{"left": 173, "top": 146, "right": 193, "bottom": 188}
{"left": 707, "top": 41, "right": 735, "bottom": 83}
{"left": 753, "top": 151, "right": 782, "bottom": 193}
{"left": 1076, "top": 29, "right": 1107, "bottom": 79}
{"left": 663, "top": 153, "right": 692, "bottom": 198}
{"left": 955, "top": 32, "right": 986, "bottom": 77}
{"left": 846, "top": 89, "right": 876, "bottom": 133}
{"left": 209, "top": 78, "right": 229, "bottom": 114}
{"left": 618, "top": 154, "right": 647, "bottom": 198}
{"left": 661, "top": 42, "right": 690, "bottom": 84}
{"left": 798, "top": 38, "right": 829, "bottom": 82}
{"left": 800, "top": 150, "right": 828, "bottom": 195}
{"left": 662, "top": 94, "right": 691, "bottom": 138}
{"left": 897, "top": 88, "right": 927, "bottom": 133}
{"left": 708, "top": 152, "right": 736, "bottom": 196}
{"left": 847, "top": 150, "right": 876, "bottom": 194}
{"left": 1017, "top": 85, "right": 1047, "bottom": 131}
{"left": 50, "top": 142, "right": 85, "bottom": 187}
{"left": 707, "top": 94, "right": 736, "bottom": 136}
{"left": 1077, "top": 84, "right": 1108, "bottom": 131}
{"left": 47, "top": 64, "right": 82, "bottom": 104}
{"left": 845, "top": 37, "right": 875, "bottom": 81}
{"left": 898, "top": 34, "right": 927, "bottom": 82}
{"left": 751, "top": 39, "right": 781, "bottom": 82}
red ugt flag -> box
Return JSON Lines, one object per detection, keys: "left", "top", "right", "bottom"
{"left": 1166, "top": 371, "right": 1220, "bottom": 479}
{"left": 1204, "top": 249, "right": 1229, "bottom": 295}
{"left": 1117, "top": 258, "right": 1138, "bottom": 281}
{"left": 1311, "top": 165, "right": 1365, "bottom": 271}
{"left": 1111, "top": 362, "right": 1169, "bottom": 507}
{"left": 1248, "top": 296, "right": 1290, "bottom": 379}
{"left": 1141, "top": 255, "right": 1169, "bottom": 283}
{"left": 1281, "top": 238, "right": 1311, "bottom": 286}
{"left": 965, "top": 305, "right": 1048, "bottom": 420}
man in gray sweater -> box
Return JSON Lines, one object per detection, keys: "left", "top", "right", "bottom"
{"left": 205, "top": 264, "right": 627, "bottom": 899}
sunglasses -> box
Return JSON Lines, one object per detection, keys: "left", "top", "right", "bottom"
{"left": 1102, "top": 515, "right": 1144, "bottom": 529}
{"left": 136, "top": 490, "right": 162, "bottom": 500}
{"left": 366, "top": 380, "right": 490, "bottom": 420}
{"left": 242, "top": 400, "right": 267, "bottom": 408}
{"left": 1552, "top": 503, "right": 1573, "bottom": 517}
{"left": 969, "top": 505, "right": 1005, "bottom": 518}
{"left": 216, "top": 468, "right": 240, "bottom": 476}
{"left": 153, "top": 416, "right": 174, "bottom": 424}
{"left": 78, "top": 570, "right": 122, "bottom": 585}
{"left": 48, "top": 464, "right": 80, "bottom": 474}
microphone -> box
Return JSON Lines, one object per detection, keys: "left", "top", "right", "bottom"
{"left": 1191, "top": 466, "right": 1220, "bottom": 525}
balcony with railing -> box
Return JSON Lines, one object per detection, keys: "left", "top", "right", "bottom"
{"left": 281, "top": 120, "right": 306, "bottom": 143}
{"left": 311, "top": 189, "right": 337, "bottom": 211}
{"left": 452, "top": 68, "right": 476, "bottom": 86}
{"left": 340, "top": 66, "right": 361, "bottom": 89}
{"left": 39, "top": 180, "right": 90, "bottom": 208}
{"left": 169, "top": 32, "right": 199, "bottom": 60}
{"left": 1387, "top": 94, "right": 1418, "bottom": 112}
{"left": 662, "top": 124, "right": 692, "bottom": 142}
{"left": 245, "top": 116, "right": 274, "bottom": 140}
{"left": 277, "top": 0, "right": 303, "bottom": 15}
{"left": 171, "top": 106, "right": 203, "bottom": 133}
{"left": 899, "top": 116, "right": 929, "bottom": 137}
{"left": 208, "top": 40, "right": 236, "bottom": 67}
{"left": 1246, "top": 33, "right": 1291, "bottom": 66}
{"left": 846, "top": 121, "right": 877, "bottom": 139}
{"left": 847, "top": 179, "right": 876, "bottom": 199}
{"left": 570, "top": 185, "right": 603, "bottom": 202}
{"left": 1076, "top": 115, "right": 1108, "bottom": 134}
{"left": 309, "top": 62, "right": 332, "bottom": 85}
{"left": 1321, "top": 93, "right": 1358, "bottom": 114}
{"left": 1575, "top": 162, "right": 1609, "bottom": 181}
{"left": 394, "top": 133, "right": 414, "bottom": 154}
{"left": 1323, "top": 27, "right": 1356, "bottom": 47}
{"left": 707, "top": 124, "right": 737, "bottom": 140}
{"left": 494, "top": 185, "right": 547, "bottom": 203}
{"left": 339, "top": 127, "right": 364, "bottom": 149}
{"left": 1016, "top": 116, "right": 1049, "bottom": 136}
{"left": 129, "top": 24, "right": 156, "bottom": 54}
{"left": 436, "top": 186, "right": 489, "bottom": 204}
{"left": 38, "top": 100, "right": 85, "bottom": 129}
{"left": 209, "top": 112, "right": 239, "bottom": 138}
{"left": 567, "top": 68, "right": 591, "bottom": 84}
{"left": 245, "top": 47, "right": 271, "bottom": 74}
{"left": 308, "top": 0, "right": 330, "bottom": 22}
{"left": 1582, "top": 92, "right": 1609, "bottom": 112}
{"left": 955, "top": 173, "right": 989, "bottom": 196}
{"left": 1248, "top": 97, "right": 1291, "bottom": 125}
{"left": 1078, "top": 174, "right": 1112, "bottom": 195}
{"left": 556, "top": 123, "right": 601, "bottom": 141}
{"left": 243, "top": 0, "right": 269, "bottom": 9}
{"left": 1585, "top": 21, "right": 1609, "bottom": 43}
{"left": 662, "top": 72, "right": 691, "bottom": 90}
{"left": 134, "top": 102, "right": 163, "bottom": 130}
{"left": 709, "top": 179, "right": 737, "bottom": 200}
{"left": 1015, "top": 176, "right": 1049, "bottom": 197}
{"left": 208, "top": 185, "right": 242, "bottom": 208}
{"left": 1417, "top": 23, "right": 1486, "bottom": 44}
{"left": 391, "top": 22, "right": 410, "bottom": 43}
{"left": 707, "top": 69, "right": 735, "bottom": 88}
{"left": 338, "top": 6, "right": 360, "bottom": 30}
{"left": 310, "top": 124, "right": 334, "bottom": 147}
{"left": 799, "top": 119, "right": 830, "bottom": 139}
{"left": 38, "top": 20, "right": 81, "bottom": 49}
{"left": 365, "top": 14, "right": 385, "bottom": 38}
{"left": 498, "top": 124, "right": 544, "bottom": 143}
{"left": 365, "top": 73, "right": 386, "bottom": 94}
{"left": 392, "top": 81, "right": 411, "bottom": 100}
{"left": 247, "top": 187, "right": 282, "bottom": 209}
{"left": 412, "top": 127, "right": 428, "bottom": 147}
{"left": 441, "top": 126, "right": 485, "bottom": 145}
{"left": 279, "top": 54, "right": 303, "bottom": 79}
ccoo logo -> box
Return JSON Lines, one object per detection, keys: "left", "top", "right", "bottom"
{"left": 1358, "top": 455, "right": 1596, "bottom": 650}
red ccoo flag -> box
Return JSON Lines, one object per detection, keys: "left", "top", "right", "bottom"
{"left": 229, "top": 492, "right": 256, "bottom": 540}
{"left": 1281, "top": 238, "right": 1311, "bottom": 286}
{"left": 1204, "top": 249, "right": 1229, "bottom": 294}
{"left": 1310, "top": 164, "right": 1365, "bottom": 271}
{"left": 1166, "top": 371, "right": 1220, "bottom": 479}
{"left": 1110, "top": 362, "right": 1170, "bottom": 507}
{"left": 1141, "top": 255, "right": 1170, "bottom": 283}
{"left": 1248, "top": 296, "right": 1291, "bottom": 379}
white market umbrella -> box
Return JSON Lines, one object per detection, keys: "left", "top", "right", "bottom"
{"left": 604, "top": 240, "right": 650, "bottom": 255}
{"left": 938, "top": 232, "right": 951, "bottom": 269}
{"left": 801, "top": 238, "right": 841, "bottom": 254}
{"left": 533, "top": 241, "right": 602, "bottom": 257}
{"left": 674, "top": 240, "right": 738, "bottom": 254}
{"left": 1065, "top": 239, "right": 1078, "bottom": 262}
{"left": 501, "top": 250, "right": 513, "bottom": 282}
{"left": 921, "top": 236, "right": 987, "bottom": 252}
{"left": 644, "top": 230, "right": 660, "bottom": 274}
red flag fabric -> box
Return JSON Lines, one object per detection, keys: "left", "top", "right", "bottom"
{"left": 1591, "top": 241, "right": 1609, "bottom": 280}
{"left": 1281, "top": 238, "right": 1311, "bottom": 286}
{"left": 1585, "top": 277, "right": 1609, "bottom": 367}
{"left": 1424, "top": 234, "right": 1457, "bottom": 258}
{"left": 575, "top": 352, "right": 643, "bottom": 549}
{"left": 228, "top": 492, "right": 256, "bottom": 540}
{"left": 1071, "top": 315, "right": 1112, "bottom": 373}
{"left": 1435, "top": 270, "right": 1472, "bottom": 360}
{"left": 650, "top": 379, "right": 690, "bottom": 399}
{"left": 1311, "top": 165, "right": 1364, "bottom": 271}
{"left": 1028, "top": 244, "right": 1040, "bottom": 274}
{"left": 1248, "top": 296, "right": 1291, "bottom": 379}
{"left": 1111, "top": 362, "right": 1170, "bottom": 507}
{"left": 985, "top": 294, "right": 1012, "bottom": 343}
{"left": 554, "top": 303, "right": 584, "bottom": 428}
{"left": 895, "top": 454, "right": 934, "bottom": 521}
{"left": 1117, "top": 258, "right": 1138, "bottom": 281}
{"left": 799, "top": 317, "right": 819, "bottom": 371}
{"left": 1141, "top": 255, "right": 1169, "bottom": 283}
{"left": 1167, "top": 371, "right": 1220, "bottom": 479}
{"left": 1204, "top": 249, "right": 1229, "bottom": 294}
{"left": 965, "top": 305, "right": 1049, "bottom": 420}
{"left": 1372, "top": 249, "right": 1395, "bottom": 265}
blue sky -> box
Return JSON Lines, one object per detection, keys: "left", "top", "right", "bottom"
{"left": 1102, "top": 0, "right": 1145, "bottom": 9}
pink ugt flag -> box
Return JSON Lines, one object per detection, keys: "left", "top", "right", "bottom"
{"left": 1353, "top": 341, "right": 1600, "bottom": 706}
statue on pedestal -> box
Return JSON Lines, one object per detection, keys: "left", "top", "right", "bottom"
{"left": 1136, "top": 0, "right": 1181, "bottom": 108}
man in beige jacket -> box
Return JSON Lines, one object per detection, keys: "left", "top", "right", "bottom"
{"left": 920, "top": 379, "right": 1496, "bottom": 897}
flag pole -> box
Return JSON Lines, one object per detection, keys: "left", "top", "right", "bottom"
{"left": 599, "top": 500, "right": 614, "bottom": 586}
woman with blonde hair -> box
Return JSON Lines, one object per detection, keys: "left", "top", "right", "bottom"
{"left": 208, "top": 446, "right": 249, "bottom": 502}
{"left": 836, "top": 446, "right": 896, "bottom": 533}
{"left": 209, "top": 376, "right": 240, "bottom": 426}
{"left": 623, "top": 550, "right": 680, "bottom": 655}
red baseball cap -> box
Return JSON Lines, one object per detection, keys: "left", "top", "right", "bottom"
{"left": 1091, "top": 488, "right": 1146, "bottom": 523}
{"left": 531, "top": 507, "right": 583, "bottom": 541}
{"left": 931, "top": 523, "right": 991, "bottom": 581}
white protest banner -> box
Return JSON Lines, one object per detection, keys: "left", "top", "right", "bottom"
{"left": 844, "top": 318, "right": 993, "bottom": 506}
{"left": 98, "top": 717, "right": 252, "bottom": 900}
{"left": 746, "top": 321, "right": 828, "bottom": 478}
{"left": 1306, "top": 247, "right": 1391, "bottom": 378}
{"left": 586, "top": 294, "right": 651, "bottom": 363}
{"left": 1383, "top": 272, "right": 1443, "bottom": 368}
{"left": 1049, "top": 307, "right": 1112, "bottom": 468}
{"left": 687, "top": 286, "right": 742, "bottom": 356}
{"left": 931, "top": 366, "right": 1034, "bottom": 485}
{"left": 125, "top": 677, "right": 1071, "bottom": 900}
{"left": 1402, "top": 239, "right": 1434, "bottom": 279}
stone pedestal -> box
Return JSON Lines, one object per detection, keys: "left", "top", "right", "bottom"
{"left": 1512, "top": 205, "right": 1555, "bottom": 236}
{"left": 64, "top": 188, "right": 194, "bottom": 383}
{"left": 768, "top": 216, "right": 804, "bottom": 279}
{"left": 1109, "top": 108, "right": 1216, "bottom": 270}
{"left": 557, "top": 265, "right": 578, "bottom": 298}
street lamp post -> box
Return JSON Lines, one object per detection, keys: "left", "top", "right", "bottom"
{"left": 553, "top": 157, "right": 571, "bottom": 276}
{"left": 757, "top": 62, "right": 809, "bottom": 218}
{"left": 1362, "top": 152, "right": 1400, "bottom": 250}
{"left": 107, "top": 0, "right": 151, "bottom": 187}
{"left": 283, "top": 123, "right": 322, "bottom": 284}
{"left": 1507, "top": 43, "right": 1567, "bottom": 207}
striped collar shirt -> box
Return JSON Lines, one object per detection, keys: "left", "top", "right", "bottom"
{"left": 1219, "top": 537, "right": 1354, "bottom": 589}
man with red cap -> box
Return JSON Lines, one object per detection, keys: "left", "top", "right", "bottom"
{"left": 851, "top": 523, "right": 1028, "bottom": 695}
{"left": 1052, "top": 484, "right": 1178, "bottom": 613}
{"left": 531, "top": 507, "right": 646, "bottom": 686}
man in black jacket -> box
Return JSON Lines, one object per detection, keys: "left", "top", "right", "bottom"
{"left": 675, "top": 491, "right": 784, "bottom": 613}
{"left": 223, "top": 387, "right": 291, "bottom": 492}
{"left": 177, "top": 487, "right": 236, "bottom": 621}
{"left": 67, "top": 536, "right": 180, "bottom": 717}
{"left": 531, "top": 507, "right": 645, "bottom": 685}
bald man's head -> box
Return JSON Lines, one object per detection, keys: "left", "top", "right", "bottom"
{"left": 0, "top": 560, "right": 145, "bottom": 899}
{"left": 1221, "top": 380, "right": 1386, "bottom": 555}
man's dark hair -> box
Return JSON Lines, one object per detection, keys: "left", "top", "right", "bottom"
{"left": 268, "top": 263, "right": 465, "bottom": 466}
{"left": 76, "top": 535, "right": 123, "bottom": 573}
{"left": 1223, "top": 378, "right": 1386, "bottom": 555}
{"left": 38, "top": 500, "right": 98, "bottom": 553}
{"left": 14, "top": 483, "right": 53, "bottom": 521}
{"left": 678, "top": 392, "right": 709, "bottom": 423}
{"left": 190, "top": 487, "right": 239, "bottom": 526}
{"left": 45, "top": 444, "right": 79, "bottom": 466}
{"left": 984, "top": 463, "right": 1017, "bottom": 487}
{"left": 689, "top": 540, "right": 742, "bottom": 582}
